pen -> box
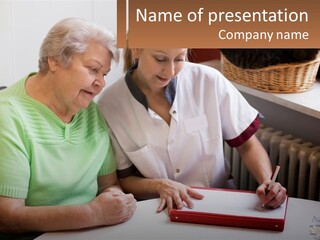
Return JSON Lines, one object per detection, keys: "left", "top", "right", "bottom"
{"left": 261, "top": 165, "right": 280, "bottom": 208}
{"left": 268, "top": 165, "right": 280, "bottom": 191}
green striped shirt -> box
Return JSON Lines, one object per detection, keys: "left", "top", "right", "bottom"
{"left": 0, "top": 74, "right": 116, "bottom": 206}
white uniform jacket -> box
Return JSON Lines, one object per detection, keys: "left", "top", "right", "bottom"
{"left": 98, "top": 62, "right": 259, "bottom": 188}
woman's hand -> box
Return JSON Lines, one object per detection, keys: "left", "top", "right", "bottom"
{"left": 256, "top": 179, "right": 287, "bottom": 209}
{"left": 89, "top": 190, "right": 137, "bottom": 226}
{"left": 156, "top": 179, "right": 204, "bottom": 214}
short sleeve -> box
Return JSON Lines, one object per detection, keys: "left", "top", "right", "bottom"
{"left": 98, "top": 137, "right": 117, "bottom": 176}
{"left": 96, "top": 111, "right": 117, "bottom": 176}
{"left": 0, "top": 102, "right": 30, "bottom": 198}
{"left": 108, "top": 128, "right": 135, "bottom": 175}
{"left": 226, "top": 115, "right": 260, "bottom": 147}
{"left": 216, "top": 73, "right": 259, "bottom": 144}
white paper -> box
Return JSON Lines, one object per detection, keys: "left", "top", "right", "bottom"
{"left": 181, "top": 188, "right": 287, "bottom": 219}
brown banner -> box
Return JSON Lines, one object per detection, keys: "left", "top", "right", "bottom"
{"left": 117, "top": 0, "right": 319, "bottom": 48}
{"left": 117, "top": 0, "right": 127, "bottom": 48}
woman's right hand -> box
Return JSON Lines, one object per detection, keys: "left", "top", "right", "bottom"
{"left": 89, "top": 190, "right": 137, "bottom": 226}
{"left": 156, "top": 179, "right": 204, "bottom": 214}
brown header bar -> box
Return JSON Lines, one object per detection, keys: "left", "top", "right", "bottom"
{"left": 117, "top": 0, "right": 319, "bottom": 48}
{"left": 117, "top": 0, "right": 127, "bottom": 48}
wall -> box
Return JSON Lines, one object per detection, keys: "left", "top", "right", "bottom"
{"left": 0, "top": 0, "right": 124, "bottom": 89}
{"left": 242, "top": 93, "right": 320, "bottom": 146}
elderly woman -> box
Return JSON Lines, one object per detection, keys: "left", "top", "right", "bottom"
{"left": 0, "top": 18, "right": 136, "bottom": 239}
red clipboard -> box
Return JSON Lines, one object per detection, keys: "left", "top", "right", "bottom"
{"left": 170, "top": 187, "right": 288, "bottom": 231}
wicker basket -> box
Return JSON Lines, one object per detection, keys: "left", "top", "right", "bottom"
{"left": 221, "top": 52, "right": 320, "bottom": 93}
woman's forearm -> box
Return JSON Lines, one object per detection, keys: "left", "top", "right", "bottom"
{"left": 0, "top": 189, "right": 136, "bottom": 233}
{"left": 237, "top": 135, "right": 272, "bottom": 185}
{"left": 119, "top": 176, "right": 162, "bottom": 199}
{"left": 0, "top": 197, "right": 94, "bottom": 233}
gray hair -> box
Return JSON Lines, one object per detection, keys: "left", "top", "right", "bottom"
{"left": 38, "top": 17, "right": 119, "bottom": 73}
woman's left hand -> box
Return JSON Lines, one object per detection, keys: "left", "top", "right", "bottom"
{"left": 156, "top": 179, "right": 204, "bottom": 214}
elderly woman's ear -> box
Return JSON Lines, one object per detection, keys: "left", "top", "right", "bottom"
{"left": 47, "top": 57, "right": 58, "bottom": 72}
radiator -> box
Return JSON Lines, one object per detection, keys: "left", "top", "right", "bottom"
{"left": 224, "top": 126, "right": 320, "bottom": 201}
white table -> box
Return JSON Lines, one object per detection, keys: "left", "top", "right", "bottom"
{"left": 36, "top": 197, "right": 320, "bottom": 240}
